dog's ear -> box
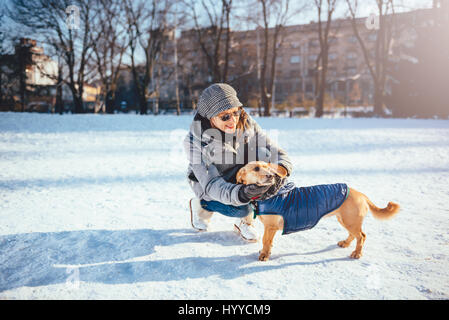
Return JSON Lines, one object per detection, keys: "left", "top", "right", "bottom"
{"left": 236, "top": 167, "right": 247, "bottom": 184}
{"left": 267, "top": 163, "right": 288, "bottom": 178}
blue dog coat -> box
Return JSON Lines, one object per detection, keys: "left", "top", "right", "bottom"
{"left": 255, "top": 182, "right": 349, "bottom": 235}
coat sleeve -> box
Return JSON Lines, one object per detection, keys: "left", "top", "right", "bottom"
{"left": 252, "top": 120, "right": 293, "bottom": 176}
{"left": 184, "top": 133, "right": 249, "bottom": 206}
{"left": 190, "top": 163, "right": 248, "bottom": 206}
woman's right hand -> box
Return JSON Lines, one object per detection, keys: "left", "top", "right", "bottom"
{"left": 238, "top": 184, "right": 272, "bottom": 202}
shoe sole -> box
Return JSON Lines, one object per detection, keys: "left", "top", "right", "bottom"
{"left": 189, "top": 199, "right": 207, "bottom": 232}
{"left": 233, "top": 224, "right": 258, "bottom": 243}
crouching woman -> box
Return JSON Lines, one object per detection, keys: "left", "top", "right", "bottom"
{"left": 183, "top": 83, "right": 292, "bottom": 242}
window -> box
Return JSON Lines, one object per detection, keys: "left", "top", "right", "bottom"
{"left": 276, "top": 56, "right": 283, "bottom": 64}
{"left": 329, "top": 53, "right": 338, "bottom": 60}
{"left": 290, "top": 55, "right": 301, "bottom": 64}
{"left": 291, "top": 41, "right": 300, "bottom": 49}
{"left": 309, "top": 39, "right": 319, "bottom": 47}
{"left": 328, "top": 67, "right": 337, "bottom": 77}
{"left": 308, "top": 54, "right": 318, "bottom": 61}
{"left": 289, "top": 70, "right": 298, "bottom": 78}
{"left": 346, "top": 52, "right": 357, "bottom": 60}
{"left": 306, "top": 82, "right": 313, "bottom": 92}
{"left": 348, "top": 35, "right": 357, "bottom": 43}
{"left": 347, "top": 67, "right": 357, "bottom": 75}
{"left": 329, "top": 37, "right": 338, "bottom": 44}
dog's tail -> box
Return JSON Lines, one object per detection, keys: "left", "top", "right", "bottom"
{"left": 364, "top": 195, "right": 400, "bottom": 220}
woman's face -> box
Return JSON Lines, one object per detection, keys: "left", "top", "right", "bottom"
{"left": 210, "top": 107, "right": 241, "bottom": 134}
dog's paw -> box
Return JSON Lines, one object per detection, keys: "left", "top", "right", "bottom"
{"left": 338, "top": 240, "right": 351, "bottom": 248}
{"left": 258, "top": 252, "right": 270, "bottom": 261}
{"left": 350, "top": 250, "right": 362, "bottom": 259}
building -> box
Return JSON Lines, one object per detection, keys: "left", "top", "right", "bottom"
{"left": 1, "top": 38, "right": 58, "bottom": 112}
{"left": 174, "top": 8, "right": 437, "bottom": 115}
{"left": 19, "top": 39, "right": 58, "bottom": 87}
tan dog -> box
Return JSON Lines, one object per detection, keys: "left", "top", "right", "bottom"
{"left": 236, "top": 161, "right": 400, "bottom": 261}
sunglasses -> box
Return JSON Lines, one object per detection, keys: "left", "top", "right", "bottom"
{"left": 218, "top": 108, "right": 242, "bottom": 122}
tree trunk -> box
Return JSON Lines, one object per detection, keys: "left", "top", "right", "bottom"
{"left": 373, "top": 84, "right": 383, "bottom": 115}
{"left": 55, "top": 87, "right": 63, "bottom": 115}
{"left": 105, "top": 90, "right": 115, "bottom": 114}
{"left": 73, "top": 93, "right": 84, "bottom": 114}
{"left": 0, "top": 68, "right": 3, "bottom": 106}
{"left": 139, "top": 94, "right": 148, "bottom": 115}
{"left": 316, "top": 50, "right": 328, "bottom": 118}
{"left": 55, "top": 88, "right": 63, "bottom": 115}
{"left": 19, "top": 65, "right": 26, "bottom": 112}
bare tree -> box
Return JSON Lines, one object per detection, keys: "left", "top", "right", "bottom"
{"left": 124, "top": 0, "right": 172, "bottom": 115}
{"left": 346, "top": 0, "right": 397, "bottom": 116}
{"left": 254, "top": 0, "right": 304, "bottom": 116}
{"left": 183, "top": 0, "right": 234, "bottom": 84}
{"left": 8, "top": 0, "right": 97, "bottom": 113}
{"left": 313, "top": 0, "right": 338, "bottom": 118}
{"left": 1, "top": 9, "right": 36, "bottom": 111}
{"left": 91, "top": 0, "right": 127, "bottom": 114}
{"left": 0, "top": 9, "right": 7, "bottom": 106}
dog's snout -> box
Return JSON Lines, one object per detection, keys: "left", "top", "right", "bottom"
{"left": 266, "top": 174, "right": 273, "bottom": 179}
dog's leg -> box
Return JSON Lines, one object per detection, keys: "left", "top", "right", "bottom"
{"left": 340, "top": 216, "right": 366, "bottom": 258}
{"left": 350, "top": 230, "right": 366, "bottom": 259}
{"left": 259, "top": 227, "right": 278, "bottom": 261}
{"left": 334, "top": 190, "right": 369, "bottom": 259}
{"left": 336, "top": 216, "right": 355, "bottom": 248}
{"left": 338, "top": 234, "right": 355, "bottom": 248}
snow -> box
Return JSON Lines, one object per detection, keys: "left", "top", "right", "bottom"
{"left": 0, "top": 112, "right": 448, "bottom": 300}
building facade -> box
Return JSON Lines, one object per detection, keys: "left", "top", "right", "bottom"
{"left": 173, "top": 8, "right": 436, "bottom": 114}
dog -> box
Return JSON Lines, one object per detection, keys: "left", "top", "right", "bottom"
{"left": 236, "top": 161, "right": 400, "bottom": 261}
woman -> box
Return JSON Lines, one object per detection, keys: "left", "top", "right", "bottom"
{"left": 183, "top": 83, "right": 292, "bottom": 242}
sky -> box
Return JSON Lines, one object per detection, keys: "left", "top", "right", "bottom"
{"left": 0, "top": 0, "right": 435, "bottom": 58}
{"left": 230, "top": 0, "right": 434, "bottom": 29}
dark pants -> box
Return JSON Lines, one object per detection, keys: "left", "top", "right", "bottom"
{"left": 200, "top": 199, "right": 253, "bottom": 218}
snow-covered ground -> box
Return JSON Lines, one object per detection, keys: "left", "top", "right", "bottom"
{"left": 0, "top": 112, "right": 448, "bottom": 300}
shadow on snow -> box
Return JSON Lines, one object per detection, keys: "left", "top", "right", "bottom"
{"left": 0, "top": 228, "right": 351, "bottom": 292}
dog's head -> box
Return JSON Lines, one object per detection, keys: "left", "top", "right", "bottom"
{"left": 236, "top": 161, "right": 288, "bottom": 186}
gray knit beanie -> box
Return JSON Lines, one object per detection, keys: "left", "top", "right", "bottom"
{"left": 197, "top": 83, "right": 243, "bottom": 119}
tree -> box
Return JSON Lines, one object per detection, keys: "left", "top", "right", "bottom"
{"left": 313, "top": 0, "right": 338, "bottom": 118}
{"left": 124, "top": 0, "right": 173, "bottom": 115}
{"left": 1, "top": 9, "right": 33, "bottom": 111}
{"left": 90, "top": 0, "right": 127, "bottom": 114}
{"left": 8, "top": 0, "right": 97, "bottom": 113}
{"left": 0, "top": 9, "right": 17, "bottom": 109}
{"left": 0, "top": 9, "right": 7, "bottom": 106}
{"left": 184, "top": 0, "right": 234, "bottom": 84}
{"left": 251, "top": 0, "right": 304, "bottom": 116}
{"left": 346, "top": 0, "right": 397, "bottom": 116}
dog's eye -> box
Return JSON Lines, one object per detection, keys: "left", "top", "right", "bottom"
{"left": 254, "top": 166, "right": 260, "bottom": 172}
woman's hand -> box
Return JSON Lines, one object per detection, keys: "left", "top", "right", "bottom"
{"left": 258, "top": 175, "right": 286, "bottom": 201}
{"left": 238, "top": 184, "right": 272, "bottom": 202}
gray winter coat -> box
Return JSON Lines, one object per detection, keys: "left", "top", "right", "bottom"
{"left": 183, "top": 113, "right": 292, "bottom": 206}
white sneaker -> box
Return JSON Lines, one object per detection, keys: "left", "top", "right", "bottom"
{"left": 234, "top": 219, "right": 259, "bottom": 243}
{"left": 189, "top": 198, "right": 213, "bottom": 232}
